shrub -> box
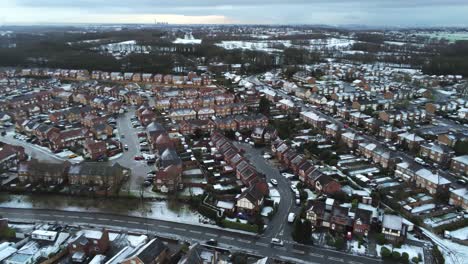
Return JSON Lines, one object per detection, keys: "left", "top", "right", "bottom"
{"left": 334, "top": 237, "right": 345, "bottom": 250}
{"left": 412, "top": 256, "right": 420, "bottom": 263}
{"left": 221, "top": 219, "right": 258, "bottom": 233}
{"left": 392, "top": 251, "right": 401, "bottom": 260}
{"left": 380, "top": 246, "right": 391, "bottom": 259}
{"left": 376, "top": 233, "right": 386, "bottom": 245}
{"left": 401, "top": 252, "right": 409, "bottom": 264}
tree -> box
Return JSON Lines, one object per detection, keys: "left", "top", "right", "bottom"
{"left": 380, "top": 246, "right": 392, "bottom": 259}
{"left": 292, "top": 218, "right": 312, "bottom": 243}
{"left": 454, "top": 140, "right": 468, "bottom": 156}
{"left": 432, "top": 246, "right": 445, "bottom": 264}
{"left": 412, "top": 256, "right": 420, "bottom": 263}
{"left": 258, "top": 97, "right": 271, "bottom": 116}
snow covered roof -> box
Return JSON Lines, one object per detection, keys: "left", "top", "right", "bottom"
{"left": 382, "top": 214, "right": 403, "bottom": 230}
{"left": 415, "top": 169, "right": 450, "bottom": 185}
{"left": 452, "top": 155, "right": 468, "bottom": 165}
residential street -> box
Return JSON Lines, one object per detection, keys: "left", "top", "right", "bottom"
{"left": 0, "top": 131, "right": 64, "bottom": 164}
{"left": 112, "top": 108, "right": 153, "bottom": 194}
{"left": 0, "top": 207, "right": 381, "bottom": 264}
{"left": 235, "top": 142, "right": 299, "bottom": 242}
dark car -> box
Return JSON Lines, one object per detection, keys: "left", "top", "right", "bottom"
{"left": 206, "top": 239, "right": 217, "bottom": 246}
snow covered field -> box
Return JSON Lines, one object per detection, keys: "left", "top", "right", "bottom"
{"left": 216, "top": 38, "right": 356, "bottom": 53}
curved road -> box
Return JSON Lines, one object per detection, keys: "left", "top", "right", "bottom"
{"left": 0, "top": 207, "right": 380, "bottom": 264}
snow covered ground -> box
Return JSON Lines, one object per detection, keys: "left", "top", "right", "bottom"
{"left": 349, "top": 241, "right": 366, "bottom": 255}
{"left": 422, "top": 228, "right": 468, "bottom": 264}
{"left": 0, "top": 195, "right": 213, "bottom": 227}
{"left": 216, "top": 38, "right": 355, "bottom": 53}
{"left": 377, "top": 244, "right": 424, "bottom": 263}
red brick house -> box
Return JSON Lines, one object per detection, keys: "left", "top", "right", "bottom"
{"left": 84, "top": 140, "right": 107, "bottom": 160}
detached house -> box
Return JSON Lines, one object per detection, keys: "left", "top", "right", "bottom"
{"left": 381, "top": 214, "right": 407, "bottom": 243}
{"left": 236, "top": 185, "right": 264, "bottom": 214}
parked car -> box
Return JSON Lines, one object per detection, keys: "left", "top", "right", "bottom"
{"left": 143, "top": 181, "right": 152, "bottom": 187}
{"left": 290, "top": 184, "right": 298, "bottom": 192}
{"left": 295, "top": 199, "right": 301, "bottom": 205}
{"left": 124, "top": 144, "right": 129, "bottom": 150}
{"left": 288, "top": 213, "right": 296, "bottom": 223}
{"left": 270, "top": 179, "right": 278, "bottom": 186}
{"left": 134, "top": 156, "right": 144, "bottom": 161}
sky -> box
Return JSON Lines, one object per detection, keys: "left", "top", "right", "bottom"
{"left": 1, "top": 0, "right": 468, "bottom": 26}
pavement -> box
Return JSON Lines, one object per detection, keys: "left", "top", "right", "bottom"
{"left": 0, "top": 207, "right": 381, "bottom": 264}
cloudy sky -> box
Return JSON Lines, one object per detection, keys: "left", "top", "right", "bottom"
{"left": 1, "top": 0, "right": 467, "bottom": 26}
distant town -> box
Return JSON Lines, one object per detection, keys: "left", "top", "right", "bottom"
{"left": 0, "top": 24, "right": 466, "bottom": 264}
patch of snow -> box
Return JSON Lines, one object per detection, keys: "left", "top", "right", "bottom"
{"left": 377, "top": 244, "right": 424, "bottom": 262}
{"left": 261, "top": 206, "right": 273, "bottom": 217}
{"left": 127, "top": 235, "right": 148, "bottom": 247}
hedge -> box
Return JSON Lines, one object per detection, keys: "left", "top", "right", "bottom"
{"left": 221, "top": 219, "right": 259, "bottom": 233}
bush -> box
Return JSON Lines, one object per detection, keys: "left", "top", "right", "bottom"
{"left": 334, "top": 237, "right": 345, "bottom": 250}
{"left": 376, "top": 233, "right": 386, "bottom": 245}
{"left": 392, "top": 251, "right": 401, "bottom": 260}
{"left": 221, "top": 219, "right": 259, "bottom": 233}
{"left": 0, "top": 227, "right": 15, "bottom": 239}
{"left": 412, "top": 256, "right": 420, "bottom": 263}
{"left": 401, "top": 252, "right": 409, "bottom": 264}
{"left": 380, "top": 246, "right": 392, "bottom": 259}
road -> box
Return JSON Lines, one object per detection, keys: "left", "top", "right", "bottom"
{"left": 0, "top": 207, "right": 381, "bottom": 264}
{"left": 235, "top": 142, "right": 299, "bottom": 242}
{"left": 113, "top": 108, "right": 153, "bottom": 192}
{"left": 0, "top": 131, "right": 64, "bottom": 164}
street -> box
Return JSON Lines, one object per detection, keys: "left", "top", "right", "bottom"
{"left": 112, "top": 108, "right": 153, "bottom": 193}
{"left": 235, "top": 142, "right": 299, "bottom": 242}
{"left": 0, "top": 207, "right": 381, "bottom": 264}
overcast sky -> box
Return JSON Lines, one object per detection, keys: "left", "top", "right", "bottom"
{"left": 1, "top": 0, "right": 467, "bottom": 26}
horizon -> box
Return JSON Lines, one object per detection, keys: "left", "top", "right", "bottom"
{"left": 1, "top": 0, "right": 468, "bottom": 27}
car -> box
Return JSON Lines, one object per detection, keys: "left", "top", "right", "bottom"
{"left": 263, "top": 154, "right": 272, "bottom": 159}
{"left": 296, "top": 199, "right": 301, "bottom": 205}
{"left": 414, "top": 157, "right": 425, "bottom": 165}
{"left": 288, "top": 213, "right": 296, "bottom": 223}
{"left": 145, "top": 177, "right": 154, "bottom": 182}
{"left": 120, "top": 134, "right": 125, "bottom": 138}
{"left": 68, "top": 154, "right": 78, "bottom": 159}
{"left": 295, "top": 190, "right": 300, "bottom": 198}
{"left": 134, "top": 156, "right": 144, "bottom": 161}
{"left": 140, "top": 142, "right": 148, "bottom": 146}
{"left": 143, "top": 181, "right": 152, "bottom": 187}
{"left": 290, "top": 184, "right": 297, "bottom": 192}
{"left": 270, "top": 179, "right": 278, "bottom": 186}
{"left": 281, "top": 172, "right": 295, "bottom": 179}
{"left": 457, "top": 179, "right": 467, "bottom": 185}
{"left": 124, "top": 144, "right": 129, "bottom": 150}
{"left": 206, "top": 239, "right": 218, "bottom": 246}
{"left": 270, "top": 238, "right": 284, "bottom": 246}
